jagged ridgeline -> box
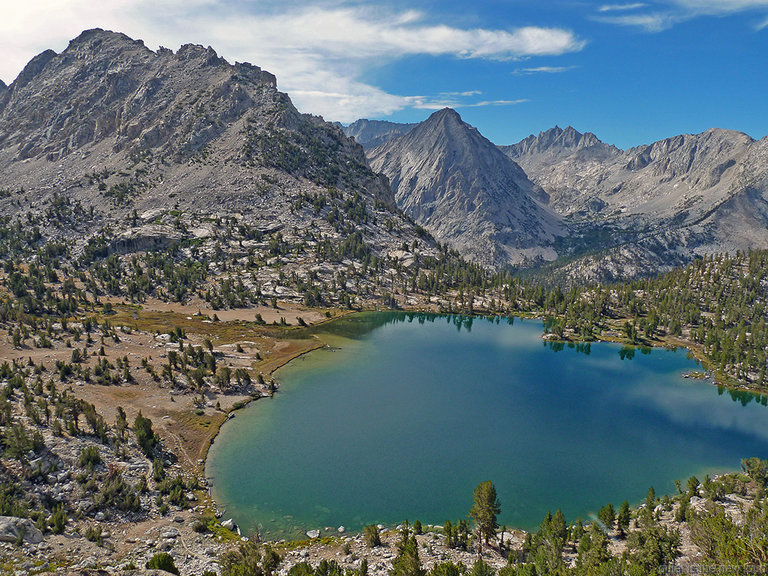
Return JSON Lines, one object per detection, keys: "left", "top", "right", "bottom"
{"left": 0, "top": 29, "right": 490, "bottom": 308}
{"left": 500, "top": 125, "right": 768, "bottom": 282}
{"left": 0, "top": 28, "right": 393, "bottom": 201}
{"left": 351, "top": 110, "right": 768, "bottom": 281}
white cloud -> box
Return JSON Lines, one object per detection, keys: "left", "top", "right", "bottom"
{"left": 465, "top": 99, "right": 529, "bottom": 107}
{"left": 439, "top": 90, "right": 484, "bottom": 97}
{"left": 598, "top": 3, "right": 648, "bottom": 12}
{"left": 757, "top": 14, "right": 768, "bottom": 27}
{"left": 596, "top": 0, "right": 768, "bottom": 30}
{"left": 595, "top": 12, "right": 676, "bottom": 31}
{"left": 0, "top": 1, "right": 584, "bottom": 122}
{"left": 409, "top": 97, "right": 528, "bottom": 110}
{"left": 513, "top": 65, "right": 577, "bottom": 75}
{"left": 671, "top": 0, "right": 768, "bottom": 13}
{"left": 408, "top": 90, "right": 530, "bottom": 109}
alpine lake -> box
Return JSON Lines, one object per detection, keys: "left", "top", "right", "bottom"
{"left": 206, "top": 312, "right": 768, "bottom": 540}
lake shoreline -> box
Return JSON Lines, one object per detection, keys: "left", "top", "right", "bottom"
{"left": 205, "top": 309, "right": 759, "bottom": 542}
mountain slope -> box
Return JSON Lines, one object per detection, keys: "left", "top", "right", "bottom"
{"left": 0, "top": 29, "right": 415, "bottom": 246}
{"left": 368, "top": 108, "right": 561, "bottom": 267}
{"left": 500, "top": 126, "right": 621, "bottom": 216}
{"left": 343, "top": 119, "right": 416, "bottom": 149}
{"left": 0, "top": 28, "right": 469, "bottom": 310}
{"left": 501, "top": 126, "right": 768, "bottom": 282}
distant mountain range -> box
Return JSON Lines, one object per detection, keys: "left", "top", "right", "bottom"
{"left": 1, "top": 28, "right": 766, "bottom": 285}
{"left": 351, "top": 115, "right": 768, "bottom": 281}
{"left": 343, "top": 119, "right": 416, "bottom": 150}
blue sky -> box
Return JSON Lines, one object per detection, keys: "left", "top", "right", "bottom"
{"left": 1, "top": 0, "right": 767, "bottom": 148}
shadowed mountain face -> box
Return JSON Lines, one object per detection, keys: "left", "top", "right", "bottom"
{"left": 368, "top": 108, "right": 562, "bottom": 268}
{"left": 343, "top": 119, "right": 416, "bottom": 150}
{"left": 0, "top": 29, "right": 439, "bottom": 262}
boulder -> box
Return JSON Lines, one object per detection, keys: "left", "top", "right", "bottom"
{"left": 221, "top": 518, "right": 237, "bottom": 532}
{"left": 0, "top": 517, "right": 44, "bottom": 544}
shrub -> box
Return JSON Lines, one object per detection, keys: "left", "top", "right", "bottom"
{"left": 85, "top": 524, "right": 103, "bottom": 546}
{"left": 152, "top": 457, "right": 165, "bottom": 482}
{"left": 220, "top": 541, "right": 266, "bottom": 576}
{"left": 742, "top": 457, "right": 768, "bottom": 486}
{"left": 288, "top": 562, "right": 315, "bottom": 576}
{"left": 134, "top": 411, "right": 157, "bottom": 456}
{"left": 429, "top": 562, "right": 465, "bottom": 576}
{"left": 50, "top": 504, "right": 67, "bottom": 534}
{"left": 94, "top": 470, "right": 141, "bottom": 512}
{"left": 159, "top": 475, "right": 188, "bottom": 508}
{"left": 78, "top": 445, "right": 102, "bottom": 469}
{"left": 471, "top": 559, "right": 496, "bottom": 576}
{"left": 145, "top": 552, "right": 179, "bottom": 575}
{"left": 363, "top": 524, "right": 381, "bottom": 547}
{"left": 193, "top": 514, "right": 216, "bottom": 533}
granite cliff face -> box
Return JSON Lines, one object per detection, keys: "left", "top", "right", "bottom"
{"left": 368, "top": 108, "right": 562, "bottom": 267}
{"left": 0, "top": 29, "right": 428, "bottom": 261}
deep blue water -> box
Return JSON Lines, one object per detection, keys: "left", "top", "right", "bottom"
{"left": 207, "top": 312, "right": 768, "bottom": 539}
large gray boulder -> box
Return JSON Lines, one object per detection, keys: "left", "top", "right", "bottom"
{"left": 0, "top": 516, "right": 44, "bottom": 543}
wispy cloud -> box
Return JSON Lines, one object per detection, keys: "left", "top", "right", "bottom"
{"left": 513, "top": 65, "right": 577, "bottom": 75}
{"left": 595, "top": 12, "right": 676, "bottom": 31}
{"left": 404, "top": 95, "right": 528, "bottom": 110}
{"left": 439, "top": 90, "right": 483, "bottom": 97}
{"left": 0, "top": 1, "right": 585, "bottom": 122}
{"left": 595, "top": 0, "right": 768, "bottom": 31}
{"left": 671, "top": 0, "right": 768, "bottom": 14}
{"left": 597, "top": 3, "right": 648, "bottom": 12}
{"left": 757, "top": 14, "right": 768, "bottom": 27}
{"left": 464, "top": 99, "right": 529, "bottom": 107}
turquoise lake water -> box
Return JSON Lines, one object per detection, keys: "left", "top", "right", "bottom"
{"left": 206, "top": 312, "right": 768, "bottom": 540}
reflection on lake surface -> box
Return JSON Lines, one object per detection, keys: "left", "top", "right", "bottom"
{"left": 207, "top": 312, "right": 768, "bottom": 540}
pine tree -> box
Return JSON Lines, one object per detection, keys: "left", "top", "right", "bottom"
{"left": 469, "top": 481, "right": 501, "bottom": 545}
{"left": 617, "top": 501, "right": 631, "bottom": 538}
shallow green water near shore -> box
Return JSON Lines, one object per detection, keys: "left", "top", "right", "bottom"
{"left": 207, "top": 312, "right": 768, "bottom": 540}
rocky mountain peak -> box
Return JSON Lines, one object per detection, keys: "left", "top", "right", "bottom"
{"left": 430, "top": 107, "right": 462, "bottom": 122}
{"left": 368, "top": 108, "right": 561, "bottom": 267}
{"left": 0, "top": 28, "right": 401, "bottom": 240}
{"left": 61, "top": 28, "right": 153, "bottom": 65}
{"left": 395, "top": 108, "right": 492, "bottom": 159}
{"left": 422, "top": 107, "right": 474, "bottom": 136}
{"left": 10, "top": 49, "right": 57, "bottom": 91}
{"left": 343, "top": 118, "right": 416, "bottom": 149}
{"left": 175, "top": 42, "right": 227, "bottom": 67}
{"left": 507, "top": 125, "right": 609, "bottom": 158}
{"left": 624, "top": 127, "right": 755, "bottom": 173}
{"left": 0, "top": 29, "right": 283, "bottom": 162}
{"left": 68, "top": 27, "right": 140, "bottom": 47}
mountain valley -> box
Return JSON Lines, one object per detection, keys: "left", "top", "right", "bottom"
{"left": 1, "top": 27, "right": 768, "bottom": 576}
